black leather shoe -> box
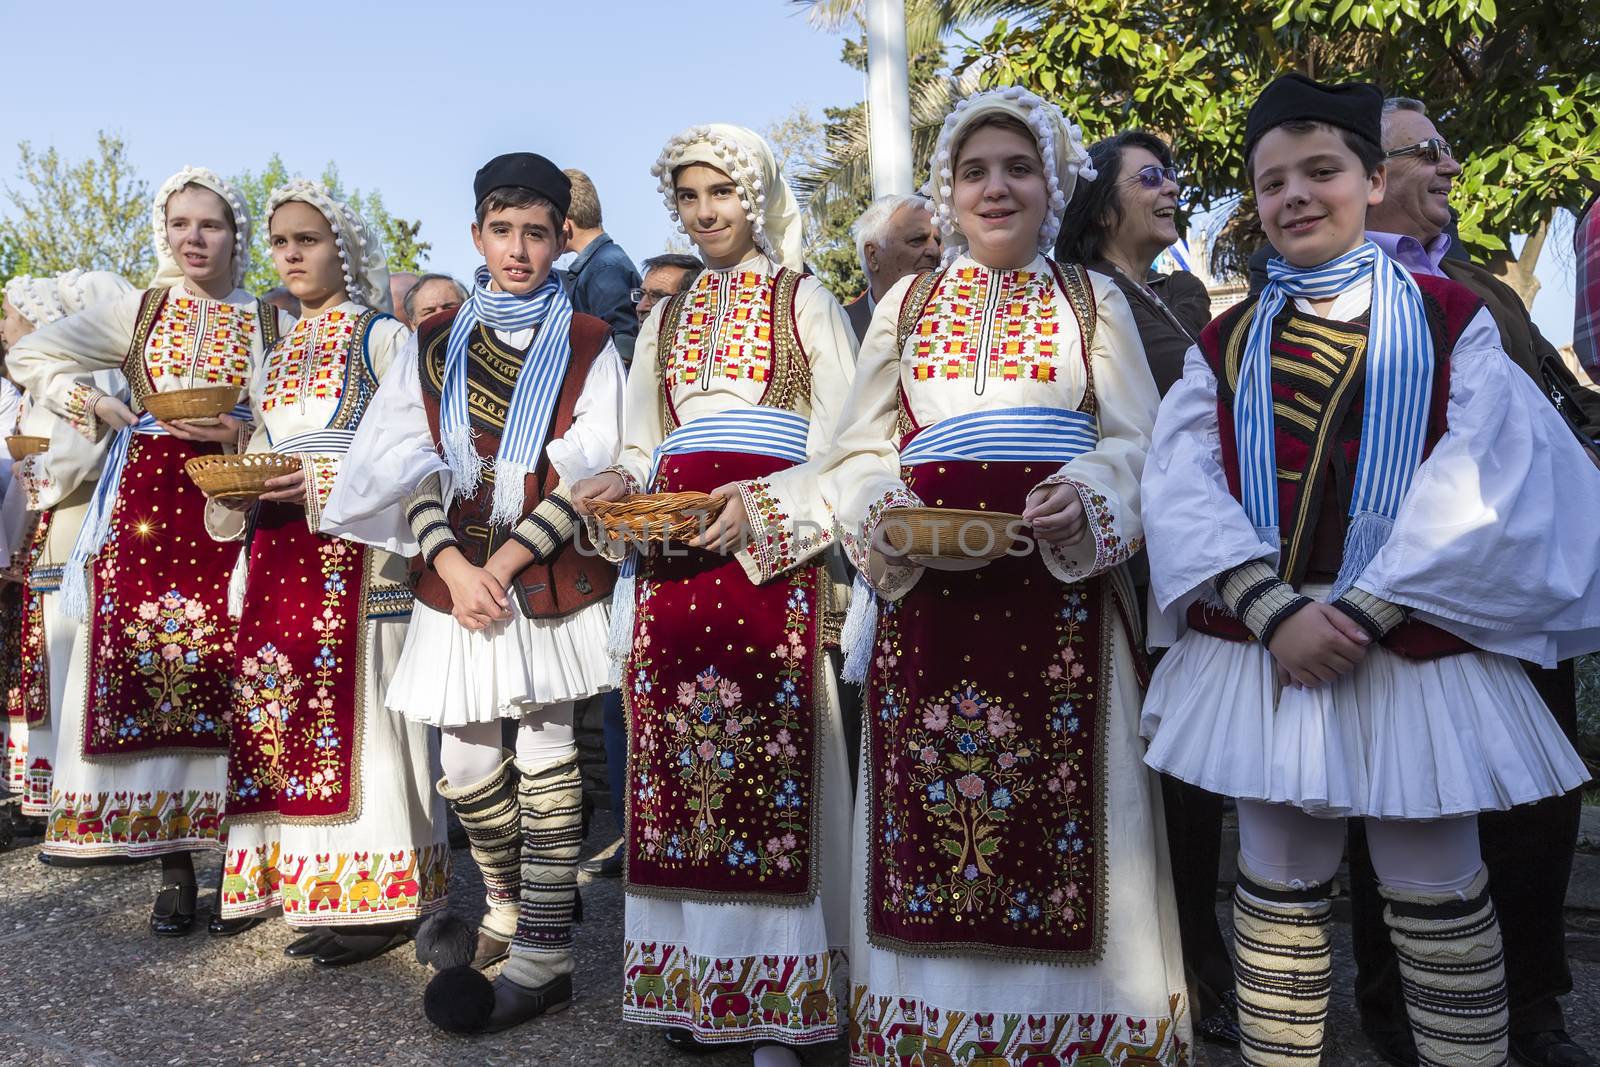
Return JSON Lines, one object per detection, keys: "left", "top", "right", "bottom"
{"left": 209, "top": 912, "right": 264, "bottom": 937}
{"left": 663, "top": 1026, "right": 725, "bottom": 1054}
{"left": 284, "top": 930, "right": 337, "bottom": 959}
{"left": 149, "top": 881, "right": 198, "bottom": 937}
{"left": 1512, "top": 1030, "right": 1599, "bottom": 1067}
{"left": 482, "top": 973, "right": 573, "bottom": 1032}
{"left": 1196, "top": 989, "right": 1241, "bottom": 1046}
{"left": 311, "top": 929, "right": 409, "bottom": 969}
{"left": 1363, "top": 1026, "right": 1420, "bottom": 1067}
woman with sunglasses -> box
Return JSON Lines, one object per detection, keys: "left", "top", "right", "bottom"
{"left": 1057, "top": 131, "right": 1241, "bottom": 1048}
{"left": 1056, "top": 132, "right": 1210, "bottom": 395}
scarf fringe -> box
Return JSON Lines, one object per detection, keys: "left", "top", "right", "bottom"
{"left": 227, "top": 545, "right": 249, "bottom": 619}
{"left": 840, "top": 573, "right": 878, "bottom": 685}
{"left": 60, "top": 565, "right": 91, "bottom": 621}
{"left": 1330, "top": 511, "right": 1392, "bottom": 601}
{"left": 489, "top": 460, "right": 531, "bottom": 527}
{"left": 441, "top": 425, "right": 481, "bottom": 501}
{"left": 604, "top": 555, "right": 639, "bottom": 688}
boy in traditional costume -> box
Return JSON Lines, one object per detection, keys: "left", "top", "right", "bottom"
{"left": 9, "top": 168, "right": 285, "bottom": 934}
{"left": 197, "top": 180, "right": 448, "bottom": 966}
{"left": 322, "top": 154, "right": 623, "bottom": 1028}
{"left": 1, "top": 271, "right": 133, "bottom": 825}
{"left": 1140, "top": 74, "right": 1597, "bottom": 1067}
{"left": 572, "top": 123, "right": 858, "bottom": 1067}
{"left": 816, "top": 88, "right": 1191, "bottom": 1067}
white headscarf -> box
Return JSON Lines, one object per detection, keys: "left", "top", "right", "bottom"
{"left": 150, "top": 165, "right": 252, "bottom": 289}
{"left": 2, "top": 269, "right": 131, "bottom": 328}
{"left": 929, "top": 87, "right": 1097, "bottom": 261}
{"left": 266, "top": 179, "right": 392, "bottom": 313}
{"left": 652, "top": 124, "right": 805, "bottom": 271}
{"left": 3, "top": 274, "right": 66, "bottom": 328}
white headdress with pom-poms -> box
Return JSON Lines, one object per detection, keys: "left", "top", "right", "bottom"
{"left": 928, "top": 86, "right": 1097, "bottom": 262}
{"left": 650, "top": 123, "right": 805, "bottom": 271}
{"left": 3, "top": 274, "right": 67, "bottom": 328}
{"left": 55, "top": 268, "right": 135, "bottom": 316}
{"left": 265, "top": 179, "right": 392, "bottom": 313}
{"left": 150, "top": 165, "right": 253, "bottom": 290}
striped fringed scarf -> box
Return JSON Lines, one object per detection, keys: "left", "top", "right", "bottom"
{"left": 1237, "top": 240, "right": 1433, "bottom": 597}
{"left": 440, "top": 265, "right": 573, "bottom": 526}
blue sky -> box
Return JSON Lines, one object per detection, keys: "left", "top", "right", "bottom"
{"left": 0, "top": 0, "right": 1581, "bottom": 346}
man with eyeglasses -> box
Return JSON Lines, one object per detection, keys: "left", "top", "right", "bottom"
{"left": 630, "top": 253, "right": 702, "bottom": 331}
{"left": 1347, "top": 95, "right": 1600, "bottom": 1067}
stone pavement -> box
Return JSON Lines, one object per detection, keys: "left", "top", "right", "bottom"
{"left": 1, "top": 816, "right": 1597, "bottom": 1067}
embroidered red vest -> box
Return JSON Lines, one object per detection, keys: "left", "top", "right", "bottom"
{"left": 1191, "top": 272, "right": 1485, "bottom": 659}
{"left": 413, "top": 306, "right": 617, "bottom": 619}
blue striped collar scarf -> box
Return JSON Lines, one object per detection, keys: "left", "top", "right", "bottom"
{"left": 440, "top": 264, "right": 574, "bottom": 525}
{"left": 1236, "top": 240, "right": 1433, "bottom": 596}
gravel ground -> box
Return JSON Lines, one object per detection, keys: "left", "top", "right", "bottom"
{"left": 1, "top": 819, "right": 1596, "bottom": 1067}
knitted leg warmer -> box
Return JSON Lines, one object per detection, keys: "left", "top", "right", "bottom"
{"left": 437, "top": 750, "right": 520, "bottom": 940}
{"left": 500, "top": 754, "right": 584, "bottom": 990}
{"left": 1233, "top": 862, "right": 1334, "bottom": 1066}
{"left": 1380, "top": 867, "right": 1509, "bottom": 1067}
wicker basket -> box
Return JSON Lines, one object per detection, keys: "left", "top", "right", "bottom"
{"left": 5, "top": 435, "right": 49, "bottom": 461}
{"left": 590, "top": 491, "right": 727, "bottom": 544}
{"left": 880, "top": 507, "right": 1025, "bottom": 561}
{"left": 143, "top": 385, "right": 243, "bottom": 423}
{"left": 183, "top": 453, "right": 302, "bottom": 501}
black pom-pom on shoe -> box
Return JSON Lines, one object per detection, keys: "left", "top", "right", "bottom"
{"left": 423, "top": 966, "right": 497, "bottom": 1033}
{"left": 414, "top": 912, "right": 476, "bottom": 970}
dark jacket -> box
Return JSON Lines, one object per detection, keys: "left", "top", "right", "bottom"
{"left": 563, "top": 233, "right": 642, "bottom": 363}
{"left": 1087, "top": 261, "right": 1211, "bottom": 397}
{"left": 844, "top": 292, "right": 873, "bottom": 343}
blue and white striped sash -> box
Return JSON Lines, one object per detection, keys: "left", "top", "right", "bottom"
{"left": 269, "top": 427, "right": 357, "bottom": 455}
{"left": 899, "top": 406, "right": 1098, "bottom": 466}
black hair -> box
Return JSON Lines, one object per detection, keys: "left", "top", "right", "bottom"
{"left": 1246, "top": 120, "right": 1385, "bottom": 185}
{"left": 1054, "top": 130, "right": 1175, "bottom": 265}
{"left": 474, "top": 186, "right": 566, "bottom": 229}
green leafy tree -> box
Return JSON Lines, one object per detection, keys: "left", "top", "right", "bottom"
{"left": 231, "top": 156, "right": 432, "bottom": 294}
{"left": 0, "top": 131, "right": 153, "bottom": 285}
{"left": 965, "top": 0, "right": 1600, "bottom": 295}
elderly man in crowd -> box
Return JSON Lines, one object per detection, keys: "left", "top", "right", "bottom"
{"left": 561, "top": 168, "right": 643, "bottom": 361}
{"left": 843, "top": 193, "right": 942, "bottom": 340}
{"left": 631, "top": 252, "right": 701, "bottom": 330}
{"left": 1346, "top": 95, "right": 1600, "bottom": 1067}
{"left": 402, "top": 272, "right": 467, "bottom": 326}
{"left": 387, "top": 270, "right": 419, "bottom": 327}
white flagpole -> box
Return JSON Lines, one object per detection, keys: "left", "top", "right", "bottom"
{"left": 865, "top": 0, "right": 913, "bottom": 197}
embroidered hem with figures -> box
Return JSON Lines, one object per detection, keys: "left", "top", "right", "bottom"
{"left": 7, "top": 511, "right": 51, "bottom": 728}
{"left": 623, "top": 939, "right": 845, "bottom": 1046}
{"left": 625, "top": 450, "right": 826, "bottom": 906}
{"left": 220, "top": 840, "right": 450, "bottom": 924}
{"left": 226, "top": 505, "right": 368, "bottom": 825}
{"left": 849, "top": 987, "right": 1191, "bottom": 1067}
{"left": 45, "top": 787, "right": 224, "bottom": 856}
{"left": 866, "top": 459, "right": 1112, "bottom": 965}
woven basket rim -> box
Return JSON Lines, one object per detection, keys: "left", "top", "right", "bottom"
{"left": 591, "top": 491, "right": 727, "bottom": 543}
{"left": 881, "top": 506, "right": 1025, "bottom": 560}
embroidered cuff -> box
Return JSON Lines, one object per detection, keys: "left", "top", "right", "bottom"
{"left": 65, "top": 384, "right": 105, "bottom": 440}
{"left": 509, "top": 486, "right": 581, "bottom": 563}
{"left": 1333, "top": 587, "right": 1407, "bottom": 640}
{"left": 298, "top": 455, "right": 341, "bottom": 534}
{"left": 603, "top": 464, "right": 644, "bottom": 496}
{"left": 405, "top": 476, "right": 457, "bottom": 566}
{"left": 845, "top": 485, "right": 922, "bottom": 576}
{"left": 1031, "top": 474, "right": 1141, "bottom": 581}
{"left": 737, "top": 477, "right": 833, "bottom": 584}
{"left": 1216, "top": 559, "right": 1311, "bottom": 645}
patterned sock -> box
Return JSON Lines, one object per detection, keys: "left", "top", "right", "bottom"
{"left": 502, "top": 753, "right": 584, "bottom": 988}
{"left": 437, "top": 751, "right": 521, "bottom": 939}
{"left": 1232, "top": 863, "right": 1333, "bottom": 1066}
{"left": 1380, "top": 868, "right": 1509, "bottom": 1067}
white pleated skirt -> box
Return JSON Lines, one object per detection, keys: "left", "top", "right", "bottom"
{"left": 1141, "top": 626, "right": 1590, "bottom": 819}
{"left": 385, "top": 598, "right": 614, "bottom": 726}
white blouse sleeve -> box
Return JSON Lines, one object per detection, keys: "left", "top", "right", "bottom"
{"left": 1355, "top": 307, "right": 1600, "bottom": 664}
{"left": 546, "top": 339, "right": 625, "bottom": 485}
{"left": 816, "top": 274, "right": 926, "bottom": 601}
{"left": 734, "top": 277, "right": 859, "bottom": 584}
{"left": 610, "top": 301, "right": 669, "bottom": 493}
{"left": 1033, "top": 279, "right": 1160, "bottom": 583}
{"left": 7, "top": 289, "right": 144, "bottom": 439}
{"left": 1140, "top": 344, "right": 1277, "bottom": 646}
{"left": 318, "top": 331, "right": 444, "bottom": 555}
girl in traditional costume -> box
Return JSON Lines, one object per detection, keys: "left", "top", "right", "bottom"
{"left": 8, "top": 167, "right": 284, "bottom": 935}
{"left": 1140, "top": 74, "right": 1596, "bottom": 1067}
{"left": 322, "top": 154, "right": 624, "bottom": 1029}
{"left": 817, "top": 88, "right": 1191, "bottom": 1066}
{"left": 571, "top": 123, "right": 858, "bottom": 1066}
{"left": 197, "top": 180, "right": 448, "bottom": 966}
{"left": 1, "top": 271, "right": 133, "bottom": 822}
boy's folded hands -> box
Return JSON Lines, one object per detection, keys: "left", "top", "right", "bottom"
{"left": 1267, "top": 601, "right": 1371, "bottom": 690}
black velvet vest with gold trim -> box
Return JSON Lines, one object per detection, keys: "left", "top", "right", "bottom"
{"left": 414, "top": 307, "right": 616, "bottom": 619}
{"left": 1191, "top": 274, "right": 1486, "bottom": 659}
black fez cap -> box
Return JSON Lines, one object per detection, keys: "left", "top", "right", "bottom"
{"left": 473, "top": 153, "right": 572, "bottom": 217}
{"left": 1245, "top": 73, "right": 1383, "bottom": 159}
